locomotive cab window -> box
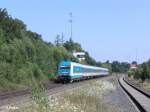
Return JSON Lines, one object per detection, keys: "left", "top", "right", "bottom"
{"left": 60, "top": 66, "right": 70, "bottom": 69}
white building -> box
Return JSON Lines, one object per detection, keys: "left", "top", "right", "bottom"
{"left": 73, "top": 52, "right": 85, "bottom": 61}
{"left": 130, "top": 64, "right": 137, "bottom": 69}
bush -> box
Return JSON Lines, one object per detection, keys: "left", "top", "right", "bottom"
{"left": 128, "top": 61, "right": 150, "bottom": 81}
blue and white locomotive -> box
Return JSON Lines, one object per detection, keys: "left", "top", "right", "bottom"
{"left": 57, "top": 61, "right": 109, "bottom": 83}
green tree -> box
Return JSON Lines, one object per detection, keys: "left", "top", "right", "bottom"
{"left": 111, "top": 61, "right": 129, "bottom": 73}
{"left": 112, "top": 61, "right": 121, "bottom": 72}
{"left": 101, "top": 63, "right": 112, "bottom": 74}
{"left": 64, "top": 38, "right": 83, "bottom": 52}
{"left": 140, "top": 63, "right": 149, "bottom": 81}
{"left": 84, "top": 52, "right": 96, "bottom": 66}
{"left": 55, "top": 34, "right": 61, "bottom": 46}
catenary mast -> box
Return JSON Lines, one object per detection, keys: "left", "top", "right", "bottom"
{"left": 69, "top": 12, "right": 73, "bottom": 39}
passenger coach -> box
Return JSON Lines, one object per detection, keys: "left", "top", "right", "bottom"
{"left": 57, "top": 61, "right": 109, "bottom": 83}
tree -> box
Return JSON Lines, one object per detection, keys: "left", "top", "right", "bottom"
{"left": 106, "top": 60, "right": 110, "bottom": 64}
{"left": 63, "top": 38, "right": 83, "bottom": 52}
{"left": 112, "top": 61, "right": 121, "bottom": 72}
{"left": 0, "top": 28, "right": 4, "bottom": 47}
{"left": 140, "top": 63, "right": 149, "bottom": 81}
{"left": 111, "top": 61, "right": 130, "bottom": 73}
{"left": 120, "top": 62, "right": 130, "bottom": 73}
{"left": 84, "top": 52, "right": 96, "bottom": 66}
{"left": 129, "top": 60, "right": 150, "bottom": 81}
{"left": 61, "top": 33, "right": 64, "bottom": 44}
{"left": 0, "top": 8, "right": 9, "bottom": 20}
{"left": 96, "top": 62, "right": 102, "bottom": 67}
{"left": 101, "top": 62, "right": 112, "bottom": 74}
{"left": 132, "top": 61, "right": 137, "bottom": 65}
{"left": 55, "top": 35, "right": 61, "bottom": 46}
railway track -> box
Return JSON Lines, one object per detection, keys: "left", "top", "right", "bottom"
{"left": 119, "top": 76, "right": 150, "bottom": 112}
{"left": 0, "top": 82, "right": 63, "bottom": 101}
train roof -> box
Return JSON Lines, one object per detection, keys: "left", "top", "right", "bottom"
{"left": 60, "top": 61, "right": 108, "bottom": 71}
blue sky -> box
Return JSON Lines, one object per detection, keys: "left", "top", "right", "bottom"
{"left": 1, "top": 0, "right": 150, "bottom": 63}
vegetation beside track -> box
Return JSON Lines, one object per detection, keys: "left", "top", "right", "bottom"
{"left": 16, "top": 79, "right": 120, "bottom": 112}
{"left": 128, "top": 60, "right": 150, "bottom": 81}
{"left": 128, "top": 59, "right": 150, "bottom": 92}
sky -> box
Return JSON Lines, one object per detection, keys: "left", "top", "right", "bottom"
{"left": 0, "top": 0, "right": 150, "bottom": 63}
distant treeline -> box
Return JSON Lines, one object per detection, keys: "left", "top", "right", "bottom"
{"left": 128, "top": 60, "right": 150, "bottom": 81}
{"left": 97, "top": 61, "right": 130, "bottom": 74}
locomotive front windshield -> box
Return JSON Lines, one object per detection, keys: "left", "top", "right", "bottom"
{"left": 60, "top": 66, "right": 70, "bottom": 70}
{"left": 58, "top": 66, "right": 71, "bottom": 76}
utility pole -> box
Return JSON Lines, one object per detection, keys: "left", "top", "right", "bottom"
{"left": 69, "top": 12, "right": 73, "bottom": 39}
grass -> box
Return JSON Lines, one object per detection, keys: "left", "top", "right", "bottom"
{"left": 12, "top": 76, "right": 50, "bottom": 112}
{"left": 47, "top": 80, "right": 119, "bottom": 112}
{"left": 140, "top": 79, "right": 150, "bottom": 91}
{"left": 30, "top": 76, "right": 50, "bottom": 112}
{"left": 0, "top": 78, "right": 25, "bottom": 92}
{"left": 129, "top": 76, "right": 150, "bottom": 91}
{"left": 61, "top": 80, "right": 119, "bottom": 112}
{"left": 13, "top": 80, "right": 120, "bottom": 112}
{"left": 133, "top": 78, "right": 150, "bottom": 91}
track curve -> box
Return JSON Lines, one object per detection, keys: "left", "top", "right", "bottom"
{"left": 119, "top": 76, "right": 150, "bottom": 112}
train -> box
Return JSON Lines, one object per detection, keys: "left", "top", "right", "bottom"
{"left": 56, "top": 61, "right": 109, "bottom": 83}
